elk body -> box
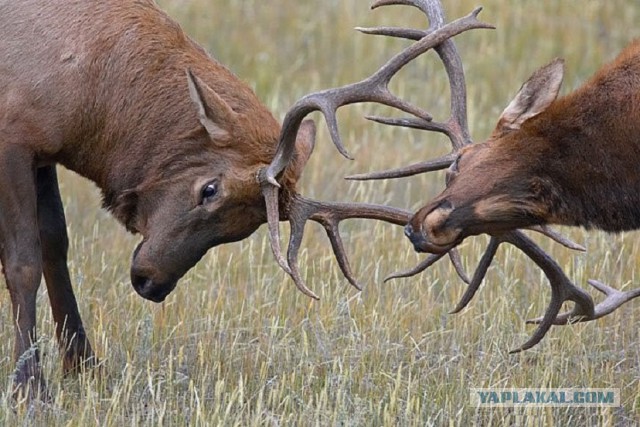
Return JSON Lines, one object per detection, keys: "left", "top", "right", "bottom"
{"left": 0, "top": 0, "right": 290, "bottom": 396}
{"left": 1, "top": 0, "right": 428, "bottom": 398}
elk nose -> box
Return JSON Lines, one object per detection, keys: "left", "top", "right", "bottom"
{"left": 404, "top": 222, "right": 430, "bottom": 252}
{"left": 131, "top": 273, "right": 171, "bottom": 303}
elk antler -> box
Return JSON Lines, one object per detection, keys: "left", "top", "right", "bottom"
{"left": 344, "top": 0, "right": 612, "bottom": 350}
{"left": 256, "top": 4, "right": 493, "bottom": 298}
{"left": 526, "top": 279, "right": 640, "bottom": 326}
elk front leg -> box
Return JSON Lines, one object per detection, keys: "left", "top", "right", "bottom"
{"left": 0, "top": 145, "right": 46, "bottom": 399}
{"left": 37, "top": 166, "right": 95, "bottom": 374}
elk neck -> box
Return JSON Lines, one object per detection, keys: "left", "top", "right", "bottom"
{"left": 17, "top": 1, "right": 283, "bottom": 212}
{"left": 521, "top": 40, "right": 640, "bottom": 232}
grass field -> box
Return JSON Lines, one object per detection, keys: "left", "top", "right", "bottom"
{"left": 2, "top": 0, "right": 640, "bottom": 425}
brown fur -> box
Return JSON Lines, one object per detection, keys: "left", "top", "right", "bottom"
{"left": 0, "top": 0, "right": 312, "bottom": 396}
{"left": 406, "top": 40, "right": 640, "bottom": 253}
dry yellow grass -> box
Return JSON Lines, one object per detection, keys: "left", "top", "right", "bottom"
{"left": 1, "top": 0, "right": 640, "bottom": 425}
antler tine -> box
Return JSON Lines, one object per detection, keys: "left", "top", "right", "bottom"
{"left": 526, "top": 225, "right": 586, "bottom": 252}
{"left": 448, "top": 248, "right": 470, "bottom": 284}
{"left": 286, "top": 202, "right": 321, "bottom": 300}
{"left": 383, "top": 235, "right": 499, "bottom": 315}
{"left": 347, "top": 153, "right": 456, "bottom": 181}
{"left": 362, "top": 0, "right": 444, "bottom": 42}
{"left": 363, "top": 114, "right": 449, "bottom": 133}
{"left": 260, "top": 182, "right": 292, "bottom": 275}
{"left": 449, "top": 237, "right": 500, "bottom": 314}
{"left": 347, "top": 116, "right": 456, "bottom": 180}
{"left": 383, "top": 249, "right": 469, "bottom": 283}
{"left": 526, "top": 279, "right": 640, "bottom": 326}
{"left": 384, "top": 252, "right": 446, "bottom": 282}
{"left": 356, "top": 26, "right": 426, "bottom": 41}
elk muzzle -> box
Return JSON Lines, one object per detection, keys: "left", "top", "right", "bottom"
{"left": 130, "top": 242, "right": 177, "bottom": 303}
{"left": 130, "top": 272, "right": 176, "bottom": 303}
{"left": 405, "top": 200, "right": 462, "bottom": 254}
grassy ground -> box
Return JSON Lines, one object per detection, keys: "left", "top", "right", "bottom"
{"left": 2, "top": 0, "right": 640, "bottom": 425}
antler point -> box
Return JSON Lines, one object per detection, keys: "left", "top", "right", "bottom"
{"left": 267, "top": 176, "right": 281, "bottom": 188}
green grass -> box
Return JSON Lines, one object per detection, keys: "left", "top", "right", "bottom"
{"left": 2, "top": 0, "right": 640, "bottom": 424}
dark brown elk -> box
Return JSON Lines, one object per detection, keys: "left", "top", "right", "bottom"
{"left": 350, "top": 1, "right": 640, "bottom": 350}
{"left": 0, "top": 0, "right": 500, "bottom": 398}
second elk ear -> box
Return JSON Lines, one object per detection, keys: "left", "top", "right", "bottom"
{"left": 495, "top": 58, "right": 565, "bottom": 133}
{"left": 286, "top": 119, "right": 316, "bottom": 183}
{"left": 186, "top": 69, "right": 238, "bottom": 145}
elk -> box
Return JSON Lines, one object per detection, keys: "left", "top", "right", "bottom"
{"left": 0, "top": 0, "right": 500, "bottom": 399}
{"left": 349, "top": 1, "right": 640, "bottom": 350}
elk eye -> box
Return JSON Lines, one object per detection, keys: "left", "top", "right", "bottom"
{"left": 200, "top": 182, "right": 218, "bottom": 204}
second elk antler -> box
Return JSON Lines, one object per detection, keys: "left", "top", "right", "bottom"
{"left": 257, "top": 1, "right": 493, "bottom": 299}
{"left": 348, "top": 0, "right": 640, "bottom": 351}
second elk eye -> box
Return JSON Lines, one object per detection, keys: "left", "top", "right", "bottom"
{"left": 201, "top": 182, "right": 218, "bottom": 204}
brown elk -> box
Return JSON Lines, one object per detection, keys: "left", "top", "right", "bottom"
{"left": 350, "top": 1, "right": 640, "bottom": 350}
{"left": 0, "top": 0, "right": 503, "bottom": 398}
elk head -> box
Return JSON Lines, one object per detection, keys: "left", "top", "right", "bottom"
{"left": 405, "top": 58, "right": 566, "bottom": 254}
{"left": 347, "top": 0, "right": 640, "bottom": 351}
{"left": 122, "top": 70, "right": 318, "bottom": 303}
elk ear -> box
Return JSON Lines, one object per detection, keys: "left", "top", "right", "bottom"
{"left": 287, "top": 119, "right": 316, "bottom": 182}
{"left": 496, "top": 58, "right": 564, "bottom": 131}
{"left": 186, "top": 69, "right": 237, "bottom": 144}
